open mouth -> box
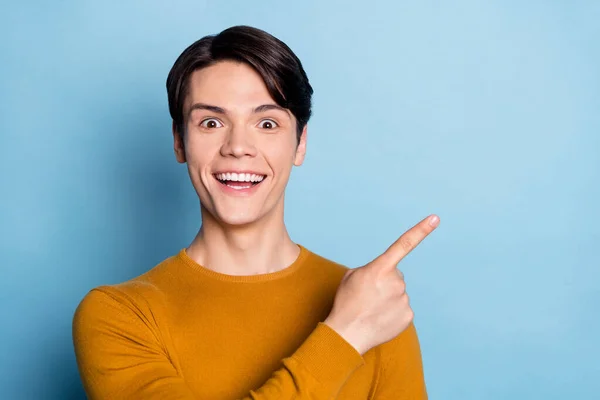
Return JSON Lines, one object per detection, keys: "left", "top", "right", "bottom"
{"left": 213, "top": 172, "right": 267, "bottom": 190}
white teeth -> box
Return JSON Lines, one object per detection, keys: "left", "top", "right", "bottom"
{"left": 254, "top": 174, "right": 265, "bottom": 182}
{"left": 215, "top": 172, "right": 266, "bottom": 182}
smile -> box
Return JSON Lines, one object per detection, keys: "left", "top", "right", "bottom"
{"left": 213, "top": 172, "right": 267, "bottom": 192}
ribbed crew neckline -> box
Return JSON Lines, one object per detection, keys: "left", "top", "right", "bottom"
{"left": 177, "top": 244, "right": 310, "bottom": 283}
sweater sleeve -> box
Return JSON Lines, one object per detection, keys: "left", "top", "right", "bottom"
{"left": 72, "top": 288, "right": 365, "bottom": 399}
{"left": 371, "top": 322, "right": 428, "bottom": 399}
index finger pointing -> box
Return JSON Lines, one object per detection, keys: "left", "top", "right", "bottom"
{"left": 372, "top": 214, "right": 440, "bottom": 271}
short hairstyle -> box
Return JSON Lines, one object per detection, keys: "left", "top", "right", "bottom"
{"left": 166, "top": 25, "right": 313, "bottom": 143}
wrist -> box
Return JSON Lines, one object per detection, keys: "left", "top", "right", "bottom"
{"left": 323, "top": 317, "right": 368, "bottom": 355}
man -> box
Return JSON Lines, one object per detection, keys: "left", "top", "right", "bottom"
{"left": 73, "top": 25, "right": 439, "bottom": 399}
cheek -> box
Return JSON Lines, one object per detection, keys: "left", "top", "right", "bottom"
{"left": 267, "top": 151, "right": 296, "bottom": 182}
{"left": 184, "top": 135, "right": 216, "bottom": 166}
{"left": 264, "top": 141, "right": 294, "bottom": 164}
{"left": 183, "top": 139, "right": 219, "bottom": 189}
{"left": 264, "top": 133, "right": 297, "bottom": 161}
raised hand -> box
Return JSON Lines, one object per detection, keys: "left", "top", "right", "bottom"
{"left": 324, "top": 215, "right": 440, "bottom": 355}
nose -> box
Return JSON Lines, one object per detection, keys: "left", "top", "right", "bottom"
{"left": 220, "top": 124, "right": 257, "bottom": 158}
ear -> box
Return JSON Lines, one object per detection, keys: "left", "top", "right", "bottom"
{"left": 293, "top": 125, "right": 307, "bottom": 166}
{"left": 172, "top": 121, "right": 186, "bottom": 163}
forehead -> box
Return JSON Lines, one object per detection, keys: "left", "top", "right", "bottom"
{"left": 185, "top": 61, "right": 275, "bottom": 111}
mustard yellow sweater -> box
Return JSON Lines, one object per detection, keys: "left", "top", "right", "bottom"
{"left": 73, "top": 245, "right": 428, "bottom": 399}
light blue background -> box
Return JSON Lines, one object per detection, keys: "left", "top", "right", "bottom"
{"left": 1, "top": 1, "right": 598, "bottom": 398}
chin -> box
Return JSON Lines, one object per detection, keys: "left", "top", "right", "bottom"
{"left": 211, "top": 207, "right": 265, "bottom": 227}
{"left": 220, "top": 215, "right": 260, "bottom": 227}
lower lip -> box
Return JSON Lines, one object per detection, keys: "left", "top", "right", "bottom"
{"left": 214, "top": 177, "right": 266, "bottom": 196}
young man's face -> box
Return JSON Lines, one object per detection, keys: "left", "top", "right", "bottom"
{"left": 173, "top": 60, "right": 307, "bottom": 227}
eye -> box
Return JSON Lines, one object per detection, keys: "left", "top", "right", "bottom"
{"left": 200, "top": 118, "right": 223, "bottom": 129}
{"left": 258, "top": 119, "right": 278, "bottom": 130}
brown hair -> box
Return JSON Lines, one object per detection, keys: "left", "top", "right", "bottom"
{"left": 166, "top": 25, "right": 313, "bottom": 143}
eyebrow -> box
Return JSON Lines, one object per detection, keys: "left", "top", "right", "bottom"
{"left": 253, "top": 104, "right": 288, "bottom": 114}
{"left": 187, "top": 103, "right": 289, "bottom": 119}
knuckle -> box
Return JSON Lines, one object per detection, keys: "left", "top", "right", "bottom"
{"left": 397, "top": 279, "right": 407, "bottom": 294}
{"left": 399, "top": 237, "right": 414, "bottom": 252}
{"left": 359, "top": 266, "right": 375, "bottom": 281}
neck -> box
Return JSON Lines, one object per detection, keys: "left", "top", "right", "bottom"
{"left": 186, "top": 201, "right": 300, "bottom": 276}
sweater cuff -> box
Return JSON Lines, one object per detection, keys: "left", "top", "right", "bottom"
{"left": 291, "top": 322, "right": 365, "bottom": 390}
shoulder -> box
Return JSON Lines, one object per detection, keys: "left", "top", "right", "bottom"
{"left": 71, "top": 259, "right": 181, "bottom": 385}
{"left": 73, "top": 252, "right": 182, "bottom": 328}
{"left": 376, "top": 322, "right": 426, "bottom": 383}
{"left": 377, "top": 322, "right": 423, "bottom": 362}
{"left": 367, "top": 322, "right": 428, "bottom": 397}
{"left": 300, "top": 245, "right": 351, "bottom": 279}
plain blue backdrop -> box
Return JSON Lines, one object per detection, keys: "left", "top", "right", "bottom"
{"left": 1, "top": 1, "right": 598, "bottom": 398}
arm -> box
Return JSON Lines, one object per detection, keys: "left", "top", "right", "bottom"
{"left": 370, "top": 322, "right": 428, "bottom": 399}
{"left": 72, "top": 288, "right": 364, "bottom": 399}
{"left": 321, "top": 215, "right": 438, "bottom": 398}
